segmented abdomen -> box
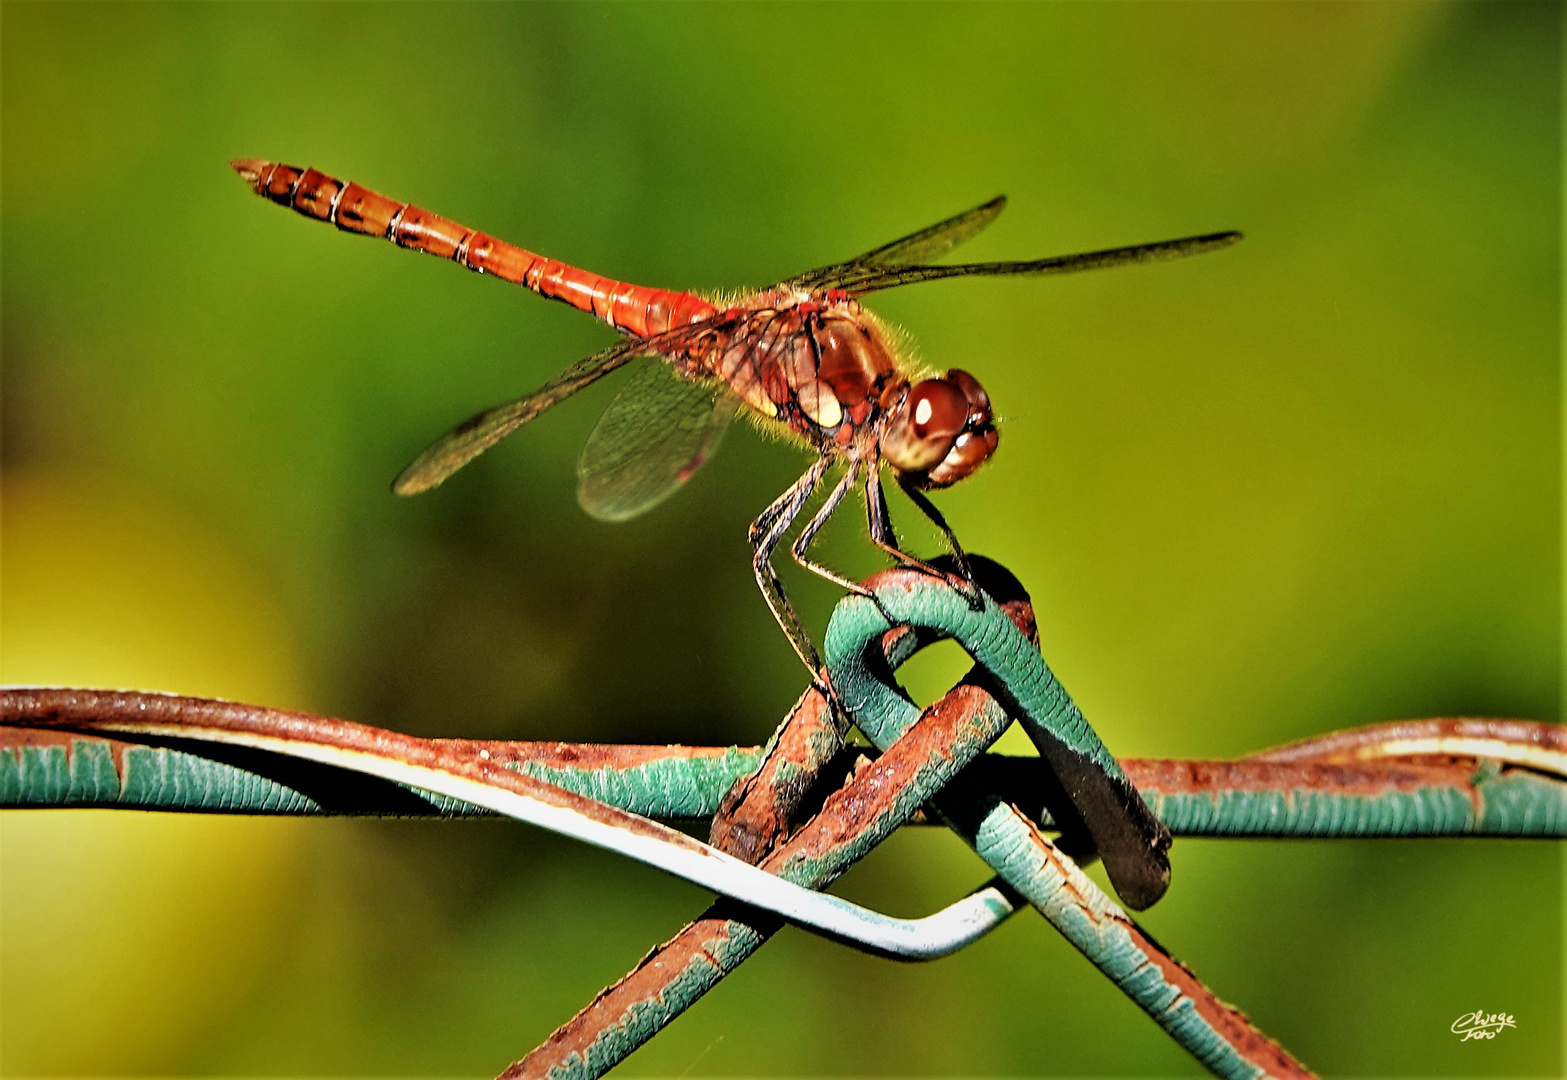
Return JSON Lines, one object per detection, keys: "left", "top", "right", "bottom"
{"left": 232, "top": 160, "right": 716, "bottom": 338}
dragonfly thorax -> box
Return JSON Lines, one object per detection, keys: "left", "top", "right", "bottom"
{"left": 811, "top": 314, "right": 900, "bottom": 427}
{"left": 710, "top": 305, "right": 901, "bottom": 443}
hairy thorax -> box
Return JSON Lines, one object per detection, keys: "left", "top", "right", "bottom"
{"left": 690, "top": 293, "right": 903, "bottom": 453}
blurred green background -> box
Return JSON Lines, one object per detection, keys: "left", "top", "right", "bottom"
{"left": 1, "top": 1, "right": 1558, "bottom": 1076}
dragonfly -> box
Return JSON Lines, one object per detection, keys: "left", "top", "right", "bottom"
{"left": 233, "top": 159, "right": 1240, "bottom": 685}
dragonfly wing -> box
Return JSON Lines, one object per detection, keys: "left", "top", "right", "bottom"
{"left": 784, "top": 196, "right": 1008, "bottom": 291}
{"left": 834, "top": 231, "right": 1244, "bottom": 296}
{"left": 576, "top": 358, "right": 740, "bottom": 522}
{"left": 393, "top": 337, "right": 652, "bottom": 496}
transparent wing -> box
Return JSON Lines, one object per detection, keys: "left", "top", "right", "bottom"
{"left": 392, "top": 338, "right": 653, "bottom": 495}
{"left": 832, "top": 231, "right": 1244, "bottom": 296}
{"left": 576, "top": 358, "right": 740, "bottom": 522}
{"left": 783, "top": 196, "right": 1008, "bottom": 291}
{"left": 390, "top": 315, "right": 733, "bottom": 496}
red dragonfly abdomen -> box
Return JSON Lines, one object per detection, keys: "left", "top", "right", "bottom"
{"left": 232, "top": 160, "right": 716, "bottom": 338}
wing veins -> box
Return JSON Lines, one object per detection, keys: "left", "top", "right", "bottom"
{"left": 577, "top": 360, "right": 740, "bottom": 522}
{"left": 837, "top": 231, "right": 1243, "bottom": 296}
{"left": 784, "top": 196, "right": 1008, "bottom": 291}
{"left": 392, "top": 321, "right": 722, "bottom": 496}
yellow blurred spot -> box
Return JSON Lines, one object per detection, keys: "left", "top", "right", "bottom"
{"left": 1, "top": 468, "right": 302, "bottom": 699}
{"left": 1, "top": 467, "right": 310, "bottom": 1074}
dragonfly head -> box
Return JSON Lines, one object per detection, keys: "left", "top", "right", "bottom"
{"left": 881, "top": 369, "right": 999, "bottom": 489}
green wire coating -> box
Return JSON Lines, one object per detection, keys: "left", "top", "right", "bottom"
{"left": 4, "top": 728, "right": 1561, "bottom": 837}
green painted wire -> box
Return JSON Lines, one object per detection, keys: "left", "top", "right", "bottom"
{"left": 4, "top": 714, "right": 1562, "bottom": 838}
{"left": 825, "top": 575, "right": 1287, "bottom": 1078}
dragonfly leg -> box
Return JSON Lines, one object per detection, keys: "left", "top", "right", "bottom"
{"left": 865, "top": 466, "right": 940, "bottom": 576}
{"left": 787, "top": 460, "right": 904, "bottom": 632}
{"left": 864, "top": 467, "right": 983, "bottom": 609}
{"left": 788, "top": 459, "right": 872, "bottom": 595}
{"left": 749, "top": 456, "right": 832, "bottom": 680}
{"left": 896, "top": 475, "right": 981, "bottom": 608}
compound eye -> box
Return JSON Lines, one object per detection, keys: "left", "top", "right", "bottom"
{"left": 882, "top": 378, "right": 968, "bottom": 474}
{"left": 893, "top": 370, "right": 1000, "bottom": 489}
{"left": 907, "top": 379, "right": 968, "bottom": 440}
{"left": 945, "top": 368, "right": 992, "bottom": 423}
{"left": 924, "top": 425, "right": 1000, "bottom": 488}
